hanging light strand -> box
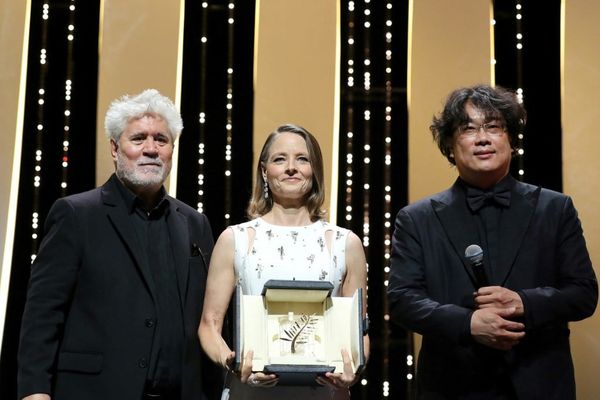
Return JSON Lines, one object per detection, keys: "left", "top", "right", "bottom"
{"left": 344, "top": 1, "right": 356, "bottom": 225}
{"left": 514, "top": 1, "right": 525, "bottom": 180}
{"left": 361, "top": 0, "right": 372, "bottom": 253}
{"left": 196, "top": 1, "right": 210, "bottom": 213}
{"left": 31, "top": 2, "right": 51, "bottom": 263}
{"left": 382, "top": 0, "right": 397, "bottom": 396}
{"left": 361, "top": 2, "right": 372, "bottom": 390}
{"left": 60, "top": 0, "right": 77, "bottom": 196}
{"left": 223, "top": 1, "right": 235, "bottom": 225}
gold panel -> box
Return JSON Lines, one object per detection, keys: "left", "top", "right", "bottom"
{"left": 253, "top": 0, "right": 339, "bottom": 220}
{"left": 562, "top": 1, "right": 600, "bottom": 397}
{"left": 95, "top": 0, "right": 184, "bottom": 194}
{"left": 408, "top": 0, "right": 492, "bottom": 202}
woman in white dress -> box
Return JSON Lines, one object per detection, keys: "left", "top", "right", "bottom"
{"left": 199, "top": 124, "right": 369, "bottom": 399}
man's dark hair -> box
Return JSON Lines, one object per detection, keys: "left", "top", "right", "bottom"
{"left": 430, "top": 84, "right": 527, "bottom": 165}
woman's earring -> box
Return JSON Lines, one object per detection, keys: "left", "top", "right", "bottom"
{"left": 263, "top": 179, "right": 269, "bottom": 199}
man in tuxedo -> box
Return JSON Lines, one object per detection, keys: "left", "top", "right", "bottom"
{"left": 17, "top": 89, "right": 221, "bottom": 400}
{"left": 387, "top": 85, "right": 597, "bottom": 399}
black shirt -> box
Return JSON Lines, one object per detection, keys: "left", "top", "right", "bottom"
{"left": 459, "top": 175, "right": 515, "bottom": 286}
{"left": 457, "top": 175, "right": 518, "bottom": 398}
{"left": 114, "top": 179, "right": 184, "bottom": 388}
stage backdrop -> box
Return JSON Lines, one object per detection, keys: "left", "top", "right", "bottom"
{"left": 0, "top": 0, "right": 598, "bottom": 398}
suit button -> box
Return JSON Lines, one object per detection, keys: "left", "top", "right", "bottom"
{"left": 145, "top": 318, "right": 155, "bottom": 328}
{"left": 138, "top": 357, "right": 148, "bottom": 368}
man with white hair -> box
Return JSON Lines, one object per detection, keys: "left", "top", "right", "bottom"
{"left": 17, "top": 89, "right": 220, "bottom": 400}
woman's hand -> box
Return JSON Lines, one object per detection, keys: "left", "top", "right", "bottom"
{"left": 240, "top": 350, "right": 278, "bottom": 388}
{"left": 316, "top": 349, "right": 356, "bottom": 390}
{"left": 219, "top": 349, "right": 235, "bottom": 371}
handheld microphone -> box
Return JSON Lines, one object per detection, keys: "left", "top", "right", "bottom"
{"left": 464, "top": 244, "right": 489, "bottom": 289}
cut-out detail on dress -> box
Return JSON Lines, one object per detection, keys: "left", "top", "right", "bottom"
{"left": 230, "top": 218, "right": 350, "bottom": 300}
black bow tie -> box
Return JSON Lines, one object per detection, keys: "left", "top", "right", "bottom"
{"left": 466, "top": 187, "right": 511, "bottom": 212}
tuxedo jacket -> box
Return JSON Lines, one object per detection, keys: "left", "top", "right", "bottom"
{"left": 388, "top": 177, "right": 597, "bottom": 400}
{"left": 18, "top": 174, "right": 221, "bottom": 400}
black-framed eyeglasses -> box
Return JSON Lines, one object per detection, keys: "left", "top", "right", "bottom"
{"left": 459, "top": 122, "right": 505, "bottom": 137}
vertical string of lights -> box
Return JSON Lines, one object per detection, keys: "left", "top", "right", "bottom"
{"left": 514, "top": 1, "right": 525, "bottom": 181}
{"left": 361, "top": 0, "right": 372, "bottom": 286}
{"left": 342, "top": 1, "right": 411, "bottom": 398}
{"left": 31, "top": 1, "right": 51, "bottom": 263}
{"left": 343, "top": 6, "right": 366, "bottom": 396}
{"left": 357, "top": 2, "right": 373, "bottom": 391}
{"left": 343, "top": 1, "right": 356, "bottom": 226}
{"left": 61, "top": 0, "right": 76, "bottom": 196}
{"left": 381, "top": 1, "right": 400, "bottom": 397}
{"left": 196, "top": 2, "right": 209, "bottom": 213}
{"left": 223, "top": 1, "right": 235, "bottom": 225}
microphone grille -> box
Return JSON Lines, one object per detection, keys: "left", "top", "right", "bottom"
{"left": 465, "top": 244, "right": 483, "bottom": 262}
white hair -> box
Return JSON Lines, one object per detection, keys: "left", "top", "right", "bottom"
{"left": 104, "top": 89, "right": 183, "bottom": 142}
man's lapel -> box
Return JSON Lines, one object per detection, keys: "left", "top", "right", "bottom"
{"left": 166, "top": 200, "right": 190, "bottom": 306}
{"left": 101, "top": 175, "right": 157, "bottom": 299}
{"left": 495, "top": 182, "right": 540, "bottom": 285}
{"left": 432, "top": 183, "right": 481, "bottom": 287}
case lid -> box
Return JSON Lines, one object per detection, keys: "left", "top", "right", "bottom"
{"left": 262, "top": 279, "right": 334, "bottom": 303}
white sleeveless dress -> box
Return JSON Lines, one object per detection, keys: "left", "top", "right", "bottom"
{"left": 223, "top": 217, "right": 351, "bottom": 400}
